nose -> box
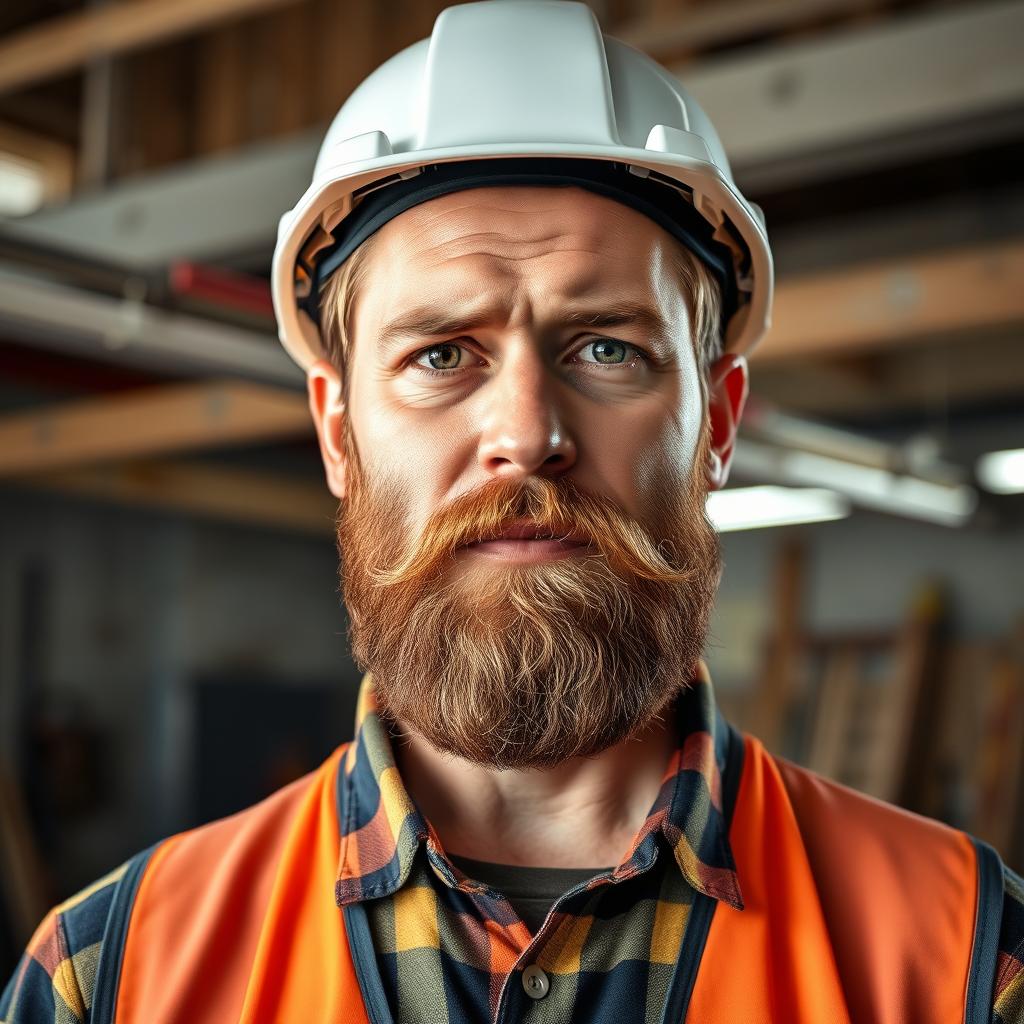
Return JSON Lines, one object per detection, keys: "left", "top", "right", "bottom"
{"left": 475, "top": 345, "right": 577, "bottom": 480}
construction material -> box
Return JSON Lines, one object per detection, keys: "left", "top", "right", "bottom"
{"left": 0, "top": 381, "right": 312, "bottom": 477}
{"left": 0, "top": 0, "right": 305, "bottom": 96}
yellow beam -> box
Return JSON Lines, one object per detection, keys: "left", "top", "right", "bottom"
{"left": 21, "top": 460, "right": 337, "bottom": 535}
{"left": 0, "top": 0, "right": 303, "bottom": 96}
{"left": 0, "top": 380, "right": 312, "bottom": 477}
{"left": 758, "top": 239, "right": 1024, "bottom": 363}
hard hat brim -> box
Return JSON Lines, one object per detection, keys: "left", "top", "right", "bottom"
{"left": 271, "top": 142, "right": 772, "bottom": 372}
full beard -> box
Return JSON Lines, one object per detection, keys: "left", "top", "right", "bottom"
{"left": 335, "top": 419, "right": 722, "bottom": 771}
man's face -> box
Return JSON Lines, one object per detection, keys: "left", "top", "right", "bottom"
{"left": 346, "top": 185, "right": 707, "bottom": 521}
{"left": 313, "top": 185, "right": 742, "bottom": 770}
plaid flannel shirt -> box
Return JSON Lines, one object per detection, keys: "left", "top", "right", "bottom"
{"left": 3, "top": 661, "right": 1023, "bottom": 1023}
{"left": 339, "top": 660, "right": 744, "bottom": 1023}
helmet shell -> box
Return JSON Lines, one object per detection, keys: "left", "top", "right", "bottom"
{"left": 272, "top": 0, "right": 772, "bottom": 370}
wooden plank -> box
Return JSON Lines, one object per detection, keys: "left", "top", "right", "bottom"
{"left": 20, "top": 459, "right": 337, "bottom": 535}
{"left": 0, "top": 381, "right": 312, "bottom": 477}
{"left": 677, "top": 2, "right": 1024, "bottom": 174}
{"left": 757, "top": 240, "right": 1024, "bottom": 363}
{"left": 970, "top": 621, "right": 1024, "bottom": 857}
{"left": 311, "top": 0, "right": 379, "bottom": 122}
{"left": 119, "top": 39, "right": 192, "bottom": 173}
{"left": 0, "top": 0, "right": 305, "bottom": 96}
{"left": 862, "top": 584, "right": 944, "bottom": 804}
{"left": 748, "top": 539, "right": 805, "bottom": 754}
{"left": 196, "top": 22, "right": 248, "bottom": 155}
{"left": 243, "top": 3, "right": 313, "bottom": 141}
{"left": 750, "top": 329, "right": 1024, "bottom": 419}
{"left": 617, "top": 0, "right": 877, "bottom": 58}
{"left": 804, "top": 644, "right": 860, "bottom": 780}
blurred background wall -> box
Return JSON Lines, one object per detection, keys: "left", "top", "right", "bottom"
{"left": 1, "top": 0, "right": 1023, "bottom": 977}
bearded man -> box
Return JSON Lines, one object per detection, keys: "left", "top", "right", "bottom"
{"left": 4, "top": 3, "right": 1022, "bottom": 1023}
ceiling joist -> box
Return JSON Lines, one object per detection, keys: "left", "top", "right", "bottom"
{"left": 616, "top": 0, "right": 879, "bottom": 60}
{"left": 758, "top": 239, "right": 1024, "bottom": 362}
{"left": 0, "top": 0, "right": 304, "bottom": 96}
{"left": 0, "top": 380, "right": 312, "bottom": 477}
{"left": 18, "top": 459, "right": 336, "bottom": 535}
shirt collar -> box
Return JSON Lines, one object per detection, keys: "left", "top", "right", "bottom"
{"left": 335, "top": 659, "right": 744, "bottom": 911}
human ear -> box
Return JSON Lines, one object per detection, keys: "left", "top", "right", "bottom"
{"left": 705, "top": 352, "right": 749, "bottom": 491}
{"left": 307, "top": 358, "right": 348, "bottom": 499}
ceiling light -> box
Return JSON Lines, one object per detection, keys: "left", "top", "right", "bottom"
{"left": 731, "top": 441, "right": 977, "bottom": 527}
{"left": 0, "top": 153, "right": 46, "bottom": 216}
{"left": 706, "top": 486, "right": 850, "bottom": 532}
{"left": 782, "top": 450, "right": 977, "bottom": 526}
{"left": 976, "top": 448, "right": 1024, "bottom": 494}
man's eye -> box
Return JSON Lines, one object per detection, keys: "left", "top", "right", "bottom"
{"left": 576, "top": 339, "right": 641, "bottom": 367}
{"left": 411, "top": 342, "right": 466, "bottom": 374}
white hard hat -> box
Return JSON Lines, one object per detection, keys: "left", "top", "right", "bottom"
{"left": 271, "top": 0, "right": 773, "bottom": 371}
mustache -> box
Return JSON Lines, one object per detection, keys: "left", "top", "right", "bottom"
{"left": 363, "top": 470, "right": 709, "bottom": 589}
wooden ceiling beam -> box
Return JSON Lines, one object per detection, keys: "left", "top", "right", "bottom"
{"left": 0, "top": 0, "right": 304, "bottom": 96}
{"left": 758, "top": 239, "right": 1024, "bottom": 363}
{"left": 752, "top": 327, "right": 1024, "bottom": 419}
{"left": 0, "top": 380, "right": 312, "bottom": 477}
{"left": 18, "top": 459, "right": 336, "bottom": 535}
{"left": 615, "top": 0, "right": 878, "bottom": 61}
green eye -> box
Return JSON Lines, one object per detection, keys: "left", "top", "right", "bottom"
{"left": 418, "top": 343, "right": 463, "bottom": 371}
{"left": 581, "top": 339, "right": 626, "bottom": 364}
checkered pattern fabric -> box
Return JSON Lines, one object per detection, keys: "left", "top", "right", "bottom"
{"left": 998, "top": 869, "right": 1024, "bottom": 1024}
{"left": 338, "top": 660, "right": 741, "bottom": 1023}
{"left": 1, "top": 863, "right": 125, "bottom": 1022}
{"left": 2, "top": 659, "right": 1023, "bottom": 1023}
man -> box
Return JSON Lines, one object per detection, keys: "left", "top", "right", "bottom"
{"left": 3, "top": 2, "right": 1022, "bottom": 1022}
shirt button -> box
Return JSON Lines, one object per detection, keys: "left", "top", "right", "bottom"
{"left": 522, "top": 965, "right": 550, "bottom": 1000}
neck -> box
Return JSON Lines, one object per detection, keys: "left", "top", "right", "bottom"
{"left": 391, "top": 710, "right": 678, "bottom": 868}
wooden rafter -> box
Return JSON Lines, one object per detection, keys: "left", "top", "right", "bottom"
{"left": 757, "top": 239, "right": 1024, "bottom": 363}
{"left": 615, "top": 0, "right": 881, "bottom": 60}
{"left": 0, "top": 0, "right": 304, "bottom": 96}
{"left": 20, "top": 459, "right": 337, "bottom": 535}
{"left": 0, "top": 380, "right": 312, "bottom": 477}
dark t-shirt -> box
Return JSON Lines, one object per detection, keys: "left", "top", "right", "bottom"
{"left": 448, "top": 852, "right": 613, "bottom": 933}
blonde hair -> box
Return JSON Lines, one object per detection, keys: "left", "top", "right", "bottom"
{"left": 319, "top": 232, "right": 723, "bottom": 403}
{"left": 668, "top": 240, "right": 724, "bottom": 393}
{"left": 319, "top": 232, "right": 379, "bottom": 409}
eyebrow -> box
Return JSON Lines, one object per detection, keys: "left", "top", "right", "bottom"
{"left": 376, "top": 301, "right": 675, "bottom": 353}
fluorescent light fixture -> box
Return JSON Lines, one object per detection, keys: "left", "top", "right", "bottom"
{"left": 0, "top": 153, "right": 46, "bottom": 217}
{"left": 781, "top": 451, "right": 977, "bottom": 526}
{"left": 706, "top": 486, "right": 850, "bottom": 532}
{"left": 976, "top": 448, "right": 1024, "bottom": 494}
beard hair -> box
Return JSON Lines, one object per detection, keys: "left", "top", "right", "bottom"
{"left": 335, "top": 416, "right": 722, "bottom": 771}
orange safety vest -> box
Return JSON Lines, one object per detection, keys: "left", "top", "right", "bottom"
{"left": 89, "top": 725, "right": 1004, "bottom": 1023}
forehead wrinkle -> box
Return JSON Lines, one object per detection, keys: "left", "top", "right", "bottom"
{"left": 362, "top": 190, "right": 683, "bottom": 350}
{"left": 404, "top": 256, "right": 654, "bottom": 323}
{"left": 416, "top": 232, "right": 615, "bottom": 265}
{"left": 395, "top": 197, "right": 639, "bottom": 255}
